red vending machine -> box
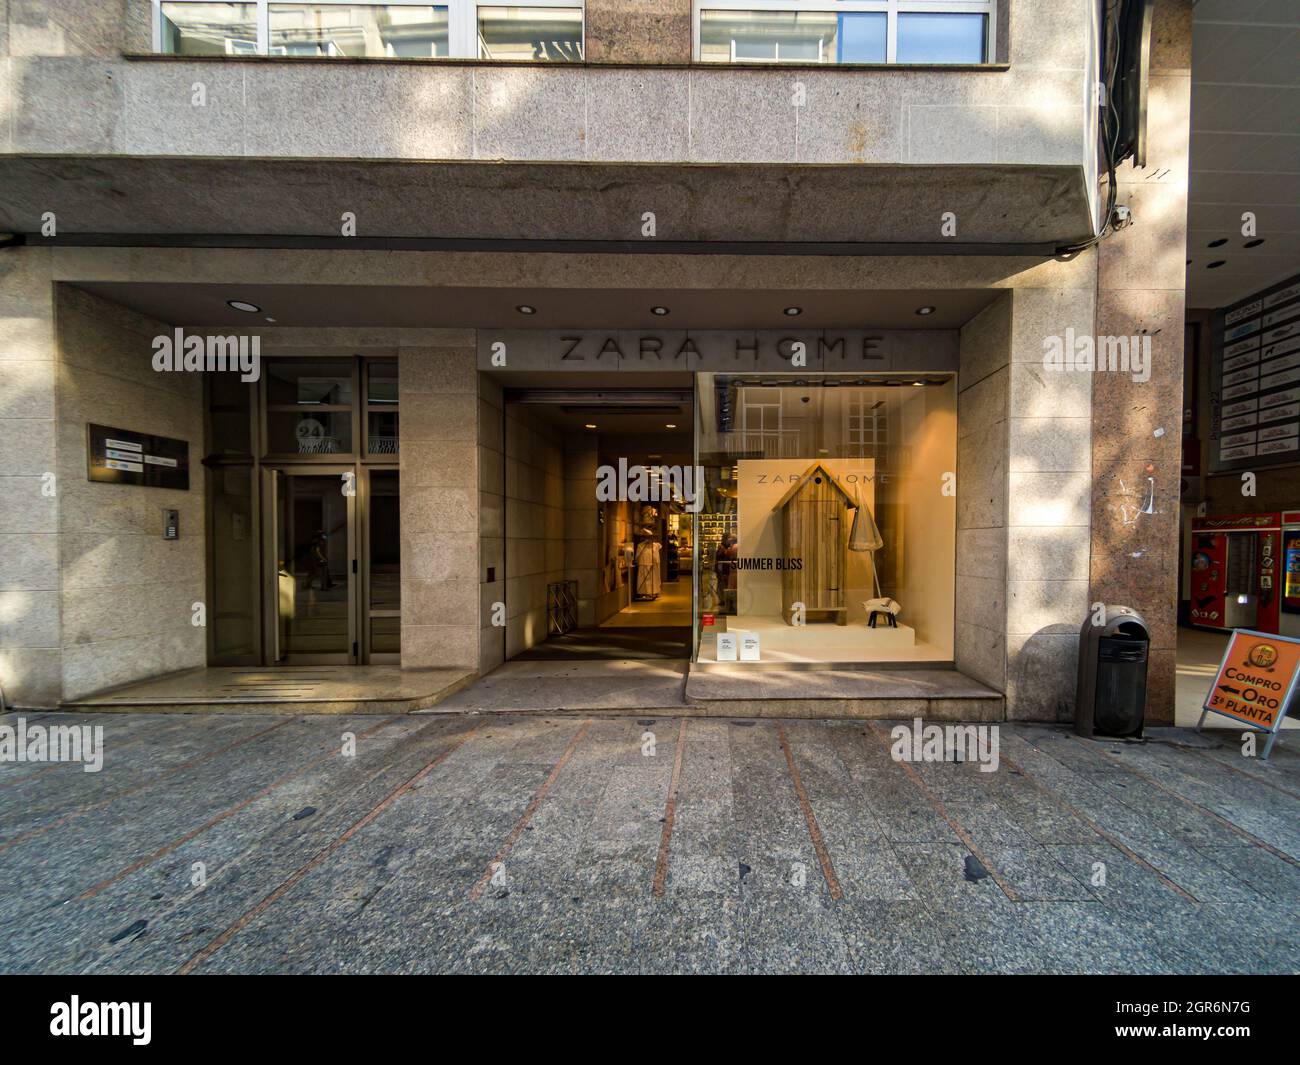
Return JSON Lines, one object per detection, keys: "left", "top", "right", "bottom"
{"left": 1281, "top": 511, "right": 1300, "bottom": 638}
{"left": 1189, "top": 513, "right": 1280, "bottom": 633}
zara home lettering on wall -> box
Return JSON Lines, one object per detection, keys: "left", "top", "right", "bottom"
{"left": 550, "top": 333, "right": 886, "bottom": 365}
{"left": 477, "top": 330, "right": 960, "bottom": 373}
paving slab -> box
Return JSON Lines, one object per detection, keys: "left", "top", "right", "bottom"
{"left": 425, "top": 661, "right": 688, "bottom": 714}
{"left": 2, "top": 712, "right": 1297, "bottom": 975}
{"left": 685, "top": 668, "right": 1003, "bottom": 719}
{"left": 62, "top": 665, "right": 475, "bottom": 714}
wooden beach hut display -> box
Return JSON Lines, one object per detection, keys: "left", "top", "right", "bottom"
{"left": 771, "top": 462, "right": 855, "bottom": 626}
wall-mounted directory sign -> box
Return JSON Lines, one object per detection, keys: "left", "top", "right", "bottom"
{"left": 86, "top": 423, "right": 190, "bottom": 490}
{"left": 1210, "top": 274, "right": 1300, "bottom": 473}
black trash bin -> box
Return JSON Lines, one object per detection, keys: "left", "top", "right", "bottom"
{"left": 1075, "top": 606, "right": 1150, "bottom": 738}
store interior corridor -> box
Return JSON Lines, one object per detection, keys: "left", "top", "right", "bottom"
{"left": 502, "top": 383, "right": 695, "bottom": 663}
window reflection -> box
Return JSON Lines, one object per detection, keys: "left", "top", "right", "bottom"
{"left": 700, "top": 10, "right": 841, "bottom": 63}
{"left": 698, "top": 5, "right": 989, "bottom": 65}
{"left": 897, "top": 12, "right": 988, "bottom": 63}
{"left": 160, "top": 2, "right": 258, "bottom": 55}
{"left": 268, "top": 4, "right": 450, "bottom": 57}
{"left": 478, "top": 6, "right": 583, "bottom": 61}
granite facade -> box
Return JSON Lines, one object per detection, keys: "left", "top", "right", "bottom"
{"left": 1088, "top": 0, "right": 1192, "bottom": 725}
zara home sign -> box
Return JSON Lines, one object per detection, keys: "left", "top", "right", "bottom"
{"left": 477, "top": 330, "right": 959, "bottom": 373}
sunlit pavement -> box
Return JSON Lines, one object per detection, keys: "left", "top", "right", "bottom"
{"left": 1, "top": 711, "right": 1297, "bottom": 974}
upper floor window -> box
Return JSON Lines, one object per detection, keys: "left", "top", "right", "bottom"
{"left": 155, "top": 0, "right": 583, "bottom": 60}
{"left": 695, "top": 1, "right": 992, "bottom": 65}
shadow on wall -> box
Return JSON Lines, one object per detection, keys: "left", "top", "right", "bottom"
{"left": 1007, "top": 623, "right": 1080, "bottom": 723}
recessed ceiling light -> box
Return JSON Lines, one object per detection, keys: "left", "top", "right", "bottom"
{"left": 584, "top": 423, "right": 597, "bottom": 429}
{"left": 665, "top": 423, "right": 677, "bottom": 429}
{"left": 1207, "top": 260, "right": 1227, "bottom": 269}
{"left": 783, "top": 307, "right": 802, "bottom": 317}
{"left": 915, "top": 306, "right": 936, "bottom": 316}
{"left": 265, "top": 316, "right": 277, "bottom": 323}
{"left": 516, "top": 304, "right": 536, "bottom": 315}
{"left": 1244, "top": 238, "right": 1265, "bottom": 248}
{"left": 1207, "top": 238, "right": 1228, "bottom": 248}
{"left": 651, "top": 306, "right": 670, "bottom": 316}
{"left": 912, "top": 381, "right": 924, "bottom": 386}
{"left": 227, "top": 300, "right": 260, "bottom": 313}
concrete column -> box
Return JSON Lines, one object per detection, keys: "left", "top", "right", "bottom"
{"left": 584, "top": 1, "right": 692, "bottom": 64}
{"left": 956, "top": 279, "right": 1096, "bottom": 722}
{"left": 955, "top": 294, "right": 1010, "bottom": 694}
{"left": 5, "top": 0, "right": 136, "bottom": 56}
{"left": 54, "top": 286, "right": 205, "bottom": 700}
{"left": 0, "top": 246, "right": 60, "bottom": 708}
{"left": 1089, "top": 0, "right": 1192, "bottom": 724}
{"left": 398, "top": 341, "right": 480, "bottom": 671}
{"left": 1005, "top": 283, "right": 1096, "bottom": 720}
{"left": 478, "top": 372, "right": 505, "bottom": 675}
{"left": 503, "top": 404, "right": 564, "bottom": 656}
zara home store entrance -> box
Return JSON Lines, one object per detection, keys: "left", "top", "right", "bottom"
{"left": 483, "top": 326, "right": 961, "bottom": 673}
{"left": 206, "top": 356, "right": 401, "bottom": 666}
{"left": 500, "top": 380, "right": 695, "bottom": 661}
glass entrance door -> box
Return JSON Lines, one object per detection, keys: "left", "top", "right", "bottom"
{"left": 206, "top": 355, "right": 400, "bottom": 667}
{"left": 363, "top": 469, "right": 401, "bottom": 663}
{"left": 264, "top": 467, "right": 358, "bottom": 663}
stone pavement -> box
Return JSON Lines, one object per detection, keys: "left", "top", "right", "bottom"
{"left": 1, "top": 710, "right": 1297, "bottom": 974}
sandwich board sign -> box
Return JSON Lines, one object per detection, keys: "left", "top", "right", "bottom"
{"left": 1198, "top": 628, "right": 1299, "bottom": 759}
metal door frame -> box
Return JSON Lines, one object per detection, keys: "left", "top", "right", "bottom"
{"left": 261, "top": 463, "right": 360, "bottom": 665}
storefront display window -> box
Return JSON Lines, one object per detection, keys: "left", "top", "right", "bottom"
{"left": 693, "top": 374, "right": 956, "bottom": 665}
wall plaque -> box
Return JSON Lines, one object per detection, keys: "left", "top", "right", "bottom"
{"left": 86, "top": 423, "right": 190, "bottom": 490}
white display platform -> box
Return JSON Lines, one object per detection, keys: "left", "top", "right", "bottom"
{"left": 697, "top": 614, "right": 949, "bottom": 665}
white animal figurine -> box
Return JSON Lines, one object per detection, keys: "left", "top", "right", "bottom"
{"left": 864, "top": 597, "right": 901, "bottom": 629}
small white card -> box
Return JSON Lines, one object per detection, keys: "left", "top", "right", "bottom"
{"left": 740, "top": 633, "right": 761, "bottom": 662}
{"left": 716, "top": 633, "right": 738, "bottom": 661}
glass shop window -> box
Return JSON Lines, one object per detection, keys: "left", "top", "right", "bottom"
{"left": 694, "top": 375, "right": 956, "bottom": 665}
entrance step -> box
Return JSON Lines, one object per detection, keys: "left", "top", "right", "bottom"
{"left": 419, "top": 661, "right": 689, "bottom": 715}
{"left": 61, "top": 666, "right": 476, "bottom": 715}
{"left": 684, "top": 668, "right": 1004, "bottom": 720}
{"left": 419, "top": 661, "right": 1002, "bottom": 719}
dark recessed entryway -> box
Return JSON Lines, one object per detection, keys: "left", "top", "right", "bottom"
{"left": 510, "top": 626, "right": 690, "bottom": 661}
{"left": 500, "top": 382, "right": 694, "bottom": 662}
